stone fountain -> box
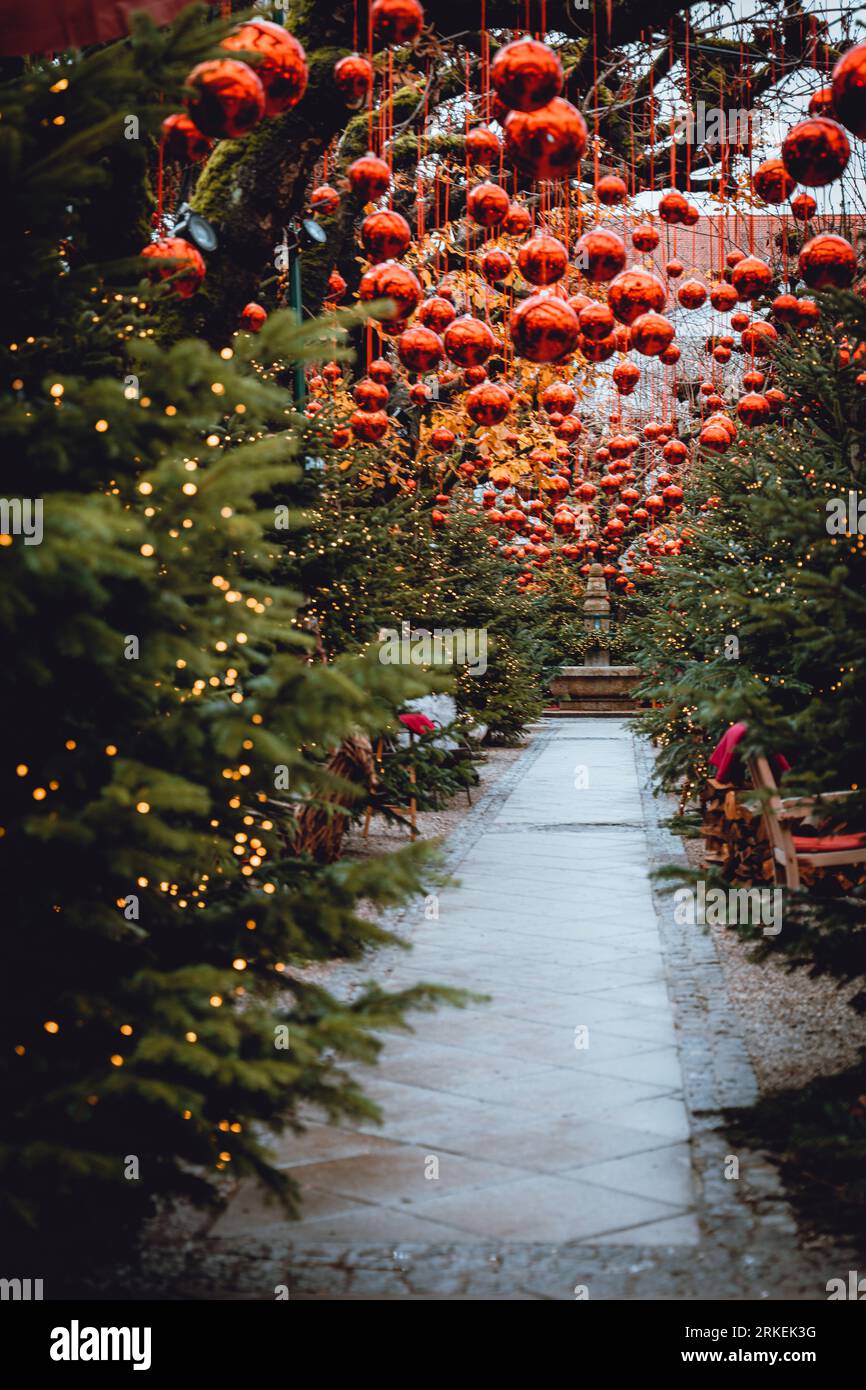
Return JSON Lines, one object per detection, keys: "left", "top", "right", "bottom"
{"left": 547, "top": 563, "right": 643, "bottom": 715}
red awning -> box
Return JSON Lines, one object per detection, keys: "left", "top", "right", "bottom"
{"left": 0, "top": 0, "right": 192, "bottom": 56}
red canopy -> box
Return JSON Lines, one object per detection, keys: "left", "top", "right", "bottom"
{"left": 0, "top": 0, "right": 191, "bottom": 56}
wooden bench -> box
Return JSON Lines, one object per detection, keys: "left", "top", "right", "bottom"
{"left": 747, "top": 754, "right": 866, "bottom": 889}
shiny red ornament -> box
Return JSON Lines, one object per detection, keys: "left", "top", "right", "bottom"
{"left": 730, "top": 309, "right": 750, "bottom": 331}
{"left": 578, "top": 333, "right": 616, "bottom": 363}
{"left": 326, "top": 269, "right": 347, "bottom": 300}
{"left": 596, "top": 174, "right": 628, "bottom": 205}
{"left": 832, "top": 41, "right": 866, "bottom": 140}
{"left": 658, "top": 189, "right": 689, "bottom": 224}
{"left": 795, "top": 298, "right": 820, "bottom": 329}
{"left": 396, "top": 324, "right": 443, "bottom": 372}
{"left": 781, "top": 117, "right": 850, "bottom": 187}
{"left": 771, "top": 293, "right": 801, "bottom": 324}
{"left": 466, "top": 181, "right": 510, "bottom": 227}
{"left": 353, "top": 377, "right": 389, "bottom": 409}
{"left": 677, "top": 279, "right": 707, "bottom": 310}
{"left": 503, "top": 203, "right": 532, "bottom": 235}
{"left": 361, "top": 209, "right": 411, "bottom": 262}
{"left": 409, "top": 381, "right": 431, "bottom": 404}
{"left": 464, "top": 365, "right": 488, "bottom": 386}
{"left": 798, "top": 233, "right": 857, "bottom": 289}
{"left": 737, "top": 392, "right": 771, "bottom": 427}
{"left": 752, "top": 158, "right": 794, "bottom": 204}
{"left": 511, "top": 292, "right": 579, "bottom": 363}
{"left": 608, "top": 268, "right": 666, "bottom": 325}
{"left": 417, "top": 296, "right": 457, "bottom": 332}
{"left": 443, "top": 315, "right": 496, "bottom": 367}
{"left": 631, "top": 223, "right": 660, "bottom": 253}
{"left": 240, "top": 301, "right": 266, "bottom": 332}
{"left": 334, "top": 53, "right": 374, "bottom": 108}
{"left": 504, "top": 98, "right": 588, "bottom": 180}
{"left": 371, "top": 0, "right": 424, "bottom": 45}
{"left": 809, "top": 86, "right": 837, "bottom": 118}
{"left": 430, "top": 426, "right": 456, "bottom": 452}
{"left": 541, "top": 381, "right": 577, "bottom": 415}
{"left": 310, "top": 184, "right": 340, "bottom": 215}
{"left": 575, "top": 228, "right": 627, "bottom": 283}
{"left": 740, "top": 321, "right": 779, "bottom": 356}
{"left": 491, "top": 36, "right": 563, "bottom": 112}
{"left": 350, "top": 408, "right": 389, "bottom": 442}
{"left": 613, "top": 360, "right": 640, "bottom": 395}
{"left": 140, "top": 237, "right": 206, "bottom": 298}
{"left": 631, "top": 311, "right": 675, "bottom": 357}
{"left": 347, "top": 152, "right": 391, "bottom": 201}
{"left": 358, "top": 260, "right": 422, "bottom": 321}
{"left": 731, "top": 255, "right": 773, "bottom": 301}
{"left": 517, "top": 232, "right": 568, "bottom": 285}
{"left": 368, "top": 358, "right": 394, "bottom": 385}
{"left": 222, "top": 19, "right": 307, "bottom": 117}
{"left": 766, "top": 388, "right": 786, "bottom": 412}
{"left": 682, "top": 203, "right": 701, "bottom": 227}
{"left": 480, "top": 248, "right": 512, "bottom": 285}
{"left": 726, "top": 249, "right": 744, "bottom": 268}
{"left": 790, "top": 192, "right": 817, "bottom": 221}
{"left": 663, "top": 438, "right": 688, "bottom": 465}
{"left": 666, "top": 258, "right": 684, "bottom": 279}
{"left": 466, "top": 382, "right": 511, "bottom": 426}
{"left": 465, "top": 126, "right": 501, "bottom": 165}
{"left": 185, "top": 59, "right": 265, "bottom": 139}
{"left": 321, "top": 362, "right": 342, "bottom": 382}
{"left": 161, "top": 112, "right": 212, "bottom": 164}
{"left": 579, "top": 301, "right": 614, "bottom": 341}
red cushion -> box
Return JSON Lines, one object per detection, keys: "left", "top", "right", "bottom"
{"left": 792, "top": 833, "right": 866, "bottom": 853}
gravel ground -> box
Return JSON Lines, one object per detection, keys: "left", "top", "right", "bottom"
{"left": 684, "top": 837, "right": 866, "bottom": 1095}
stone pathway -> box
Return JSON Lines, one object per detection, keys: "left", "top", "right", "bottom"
{"left": 140, "top": 720, "right": 850, "bottom": 1298}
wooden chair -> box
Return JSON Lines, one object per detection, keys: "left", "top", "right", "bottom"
{"left": 362, "top": 733, "right": 418, "bottom": 842}
{"left": 747, "top": 755, "right": 866, "bottom": 889}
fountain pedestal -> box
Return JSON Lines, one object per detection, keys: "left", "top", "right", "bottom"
{"left": 547, "top": 564, "right": 642, "bottom": 716}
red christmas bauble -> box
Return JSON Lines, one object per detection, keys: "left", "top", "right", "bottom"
{"left": 781, "top": 117, "right": 850, "bottom": 187}
{"left": 790, "top": 192, "right": 817, "bottom": 220}
{"left": 737, "top": 392, "right": 771, "bottom": 426}
{"left": 663, "top": 438, "right": 688, "bottom": 465}
{"left": 466, "top": 382, "right": 511, "bottom": 425}
{"left": 504, "top": 203, "right": 532, "bottom": 236}
{"left": 326, "top": 269, "right": 347, "bottom": 300}
{"left": 503, "top": 98, "right": 587, "bottom": 180}
{"left": 631, "top": 223, "right": 660, "bottom": 253}
{"left": 630, "top": 311, "right": 675, "bottom": 357}
{"left": 731, "top": 255, "right": 773, "bottom": 300}
{"left": 361, "top": 209, "right": 411, "bottom": 262}
{"left": 358, "top": 260, "right": 422, "bottom": 320}
{"left": 350, "top": 408, "right": 390, "bottom": 442}
{"left": 480, "top": 248, "right": 512, "bottom": 285}
{"left": 613, "top": 360, "right": 640, "bottom": 395}
{"left": 430, "top": 426, "right": 456, "bottom": 452}
{"left": 185, "top": 59, "right": 265, "bottom": 139}
{"left": 771, "top": 293, "right": 801, "bottom": 324}
{"left": 161, "top": 112, "right": 212, "bottom": 164}
{"left": 596, "top": 174, "right": 628, "bottom": 205}
{"left": 353, "top": 377, "right": 389, "bottom": 409}
{"left": 579, "top": 333, "right": 616, "bottom": 363}
{"left": 575, "top": 228, "right": 627, "bottom": 283}
{"left": 660, "top": 343, "right": 681, "bottom": 365}
{"left": 752, "top": 157, "right": 795, "bottom": 204}
{"left": 371, "top": 0, "right": 424, "bottom": 45}
{"left": 140, "top": 237, "right": 206, "bottom": 298}
{"left": 730, "top": 309, "right": 750, "bottom": 331}
{"left": 578, "top": 300, "right": 614, "bottom": 341}
{"left": 766, "top": 388, "right": 786, "bottom": 412}
{"left": 466, "top": 181, "right": 510, "bottom": 227}
{"left": 334, "top": 53, "right": 374, "bottom": 108}
{"left": 608, "top": 268, "right": 666, "bottom": 325}
{"left": 666, "top": 258, "right": 684, "bottom": 279}
{"left": 795, "top": 298, "right": 820, "bottom": 328}
{"left": 465, "top": 126, "right": 501, "bottom": 165}
{"left": 831, "top": 40, "right": 866, "bottom": 140}
{"left": 727, "top": 249, "right": 744, "bottom": 267}
{"left": 541, "top": 381, "right": 577, "bottom": 415}
{"left": 517, "top": 232, "right": 568, "bottom": 285}
{"left": 368, "top": 358, "right": 394, "bottom": 385}
{"left": 222, "top": 19, "right": 307, "bottom": 117}
{"left": 396, "top": 324, "right": 444, "bottom": 372}
{"left": 409, "top": 381, "right": 431, "bottom": 404}
{"left": 511, "top": 292, "right": 579, "bottom": 362}
{"left": 809, "top": 86, "right": 837, "bottom": 118}
{"left": 681, "top": 203, "right": 701, "bottom": 227}
{"left": 417, "top": 296, "right": 457, "bottom": 332}
{"left": 310, "top": 184, "right": 340, "bottom": 215}
{"left": 658, "top": 189, "right": 689, "bottom": 224}
{"left": 677, "top": 279, "right": 707, "bottom": 310}
{"left": 491, "top": 36, "right": 563, "bottom": 112}
{"left": 240, "top": 301, "right": 267, "bottom": 332}
{"left": 347, "top": 152, "right": 391, "bottom": 201}
{"left": 798, "top": 233, "right": 857, "bottom": 289}
{"left": 443, "top": 315, "right": 496, "bottom": 367}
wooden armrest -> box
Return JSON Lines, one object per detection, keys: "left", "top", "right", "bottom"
{"left": 777, "top": 789, "right": 858, "bottom": 817}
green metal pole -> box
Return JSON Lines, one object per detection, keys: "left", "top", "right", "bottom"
{"left": 289, "top": 247, "right": 306, "bottom": 408}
